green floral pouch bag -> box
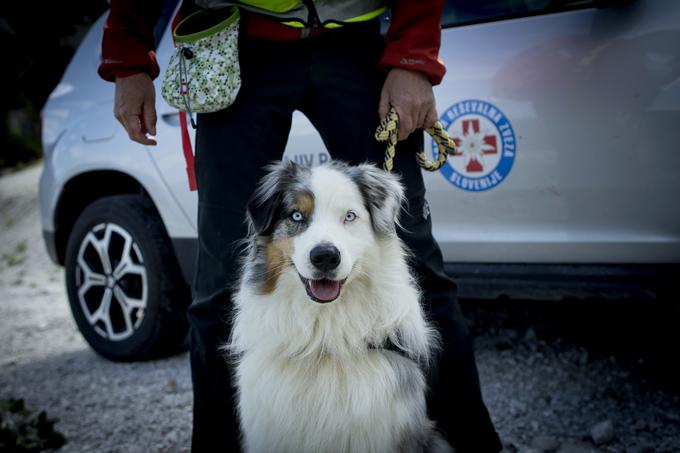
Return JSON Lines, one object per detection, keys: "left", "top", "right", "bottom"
{"left": 161, "top": 7, "right": 241, "bottom": 122}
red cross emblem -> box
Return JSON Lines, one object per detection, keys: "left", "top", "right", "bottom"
{"left": 452, "top": 119, "right": 498, "bottom": 173}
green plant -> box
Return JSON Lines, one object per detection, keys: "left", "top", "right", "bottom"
{"left": 0, "top": 398, "right": 66, "bottom": 452}
{"left": 1, "top": 242, "right": 28, "bottom": 267}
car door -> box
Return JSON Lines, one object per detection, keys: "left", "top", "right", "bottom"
{"left": 424, "top": 0, "right": 680, "bottom": 264}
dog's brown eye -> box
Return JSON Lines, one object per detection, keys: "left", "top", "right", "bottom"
{"left": 344, "top": 211, "right": 357, "bottom": 223}
{"left": 291, "top": 211, "right": 304, "bottom": 223}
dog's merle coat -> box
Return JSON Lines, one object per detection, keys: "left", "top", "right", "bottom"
{"left": 228, "top": 160, "right": 453, "bottom": 453}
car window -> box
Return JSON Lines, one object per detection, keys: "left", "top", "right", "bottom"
{"left": 442, "top": 0, "right": 607, "bottom": 28}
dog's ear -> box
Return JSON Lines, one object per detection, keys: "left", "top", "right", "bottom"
{"left": 247, "top": 190, "right": 282, "bottom": 236}
{"left": 247, "top": 160, "right": 301, "bottom": 235}
{"left": 349, "top": 164, "right": 406, "bottom": 236}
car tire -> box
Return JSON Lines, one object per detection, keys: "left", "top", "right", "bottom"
{"left": 65, "top": 194, "right": 189, "bottom": 361}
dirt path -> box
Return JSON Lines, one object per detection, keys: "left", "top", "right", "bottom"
{"left": 1, "top": 164, "right": 678, "bottom": 452}
{"left": 0, "top": 164, "right": 192, "bottom": 452}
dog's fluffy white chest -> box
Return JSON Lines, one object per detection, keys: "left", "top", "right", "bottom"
{"left": 236, "top": 349, "right": 427, "bottom": 453}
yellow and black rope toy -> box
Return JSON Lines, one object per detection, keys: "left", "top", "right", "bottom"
{"left": 375, "top": 106, "right": 460, "bottom": 173}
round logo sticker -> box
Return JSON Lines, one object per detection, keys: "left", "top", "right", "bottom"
{"left": 433, "top": 100, "right": 516, "bottom": 192}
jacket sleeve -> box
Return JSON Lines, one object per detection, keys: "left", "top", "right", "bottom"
{"left": 97, "top": 0, "right": 165, "bottom": 82}
{"left": 379, "top": 0, "right": 447, "bottom": 85}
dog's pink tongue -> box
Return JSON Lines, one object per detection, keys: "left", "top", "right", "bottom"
{"left": 309, "top": 279, "right": 341, "bottom": 302}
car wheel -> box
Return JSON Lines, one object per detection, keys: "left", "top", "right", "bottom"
{"left": 65, "top": 194, "right": 189, "bottom": 361}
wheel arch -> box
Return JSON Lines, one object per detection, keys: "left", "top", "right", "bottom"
{"left": 54, "top": 170, "right": 158, "bottom": 265}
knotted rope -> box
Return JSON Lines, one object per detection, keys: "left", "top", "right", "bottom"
{"left": 375, "top": 107, "right": 460, "bottom": 173}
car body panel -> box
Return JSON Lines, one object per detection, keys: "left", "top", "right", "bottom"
{"left": 41, "top": 0, "right": 680, "bottom": 275}
{"left": 422, "top": 0, "right": 680, "bottom": 263}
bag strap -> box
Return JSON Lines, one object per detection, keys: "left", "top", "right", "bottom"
{"left": 172, "top": 8, "right": 198, "bottom": 192}
{"left": 179, "top": 111, "right": 198, "bottom": 191}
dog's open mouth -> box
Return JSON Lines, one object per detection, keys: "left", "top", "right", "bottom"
{"left": 299, "top": 276, "right": 346, "bottom": 303}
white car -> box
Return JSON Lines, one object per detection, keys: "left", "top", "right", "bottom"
{"left": 40, "top": 0, "right": 680, "bottom": 361}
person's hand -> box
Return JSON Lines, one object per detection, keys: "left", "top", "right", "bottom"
{"left": 378, "top": 68, "right": 437, "bottom": 141}
{"left": 114, "top": 72, "right": 157, "bottom": 145}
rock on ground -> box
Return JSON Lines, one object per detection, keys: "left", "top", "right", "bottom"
{"left": 590, "top": 419, "right": 615, "bottom": 445}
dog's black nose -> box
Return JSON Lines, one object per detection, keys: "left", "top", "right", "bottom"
{"left": 310, "top": 244, "right": 341, "bottom": 271}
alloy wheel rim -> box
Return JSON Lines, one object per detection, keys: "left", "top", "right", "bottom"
{"left": 74, "top": 223, "right": 148, "bottom": 341}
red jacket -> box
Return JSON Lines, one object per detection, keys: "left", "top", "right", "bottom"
{"left": 98, "top": 0, "right": 446, "bottom": 85}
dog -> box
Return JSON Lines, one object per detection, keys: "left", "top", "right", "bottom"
{"left": 227, "top": 160, "right": 453, "bottom": 453}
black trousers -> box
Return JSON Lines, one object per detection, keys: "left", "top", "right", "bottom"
{"left": 190, "top": 21, "right": 501, "bottom": 453}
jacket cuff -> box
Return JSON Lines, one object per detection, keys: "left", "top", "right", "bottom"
{"left": 379, "top": 52, "right": 446, "bottom": 86}
{"left": 98, "top": 63, "right": 159, "bottom": 82}
{"left": 98, "top": 0, "right": 164, "bottom": 82}
{"left": 98, "top": 27, "right": 160, "bottom": 81}
{"left": 98, "top": 54, "right": 160, "bottom": 82}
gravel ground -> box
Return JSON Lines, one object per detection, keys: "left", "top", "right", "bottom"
{"left": 1, "top": 164, "right": 679, "bottom": 452}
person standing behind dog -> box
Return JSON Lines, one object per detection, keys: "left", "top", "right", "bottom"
{"left": 98, "top": 1, "right": 502, "bottom": 451}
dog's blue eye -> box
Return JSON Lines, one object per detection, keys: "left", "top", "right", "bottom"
{"left": 291, "top": 211, "right": 304, "bottom": 222}
{"left": 344, "top": 211, "right": 357, "bottom": 223}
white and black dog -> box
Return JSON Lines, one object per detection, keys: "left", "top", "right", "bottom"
{"left": 228, "top": 160, "right": 452, "bottom": 453}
